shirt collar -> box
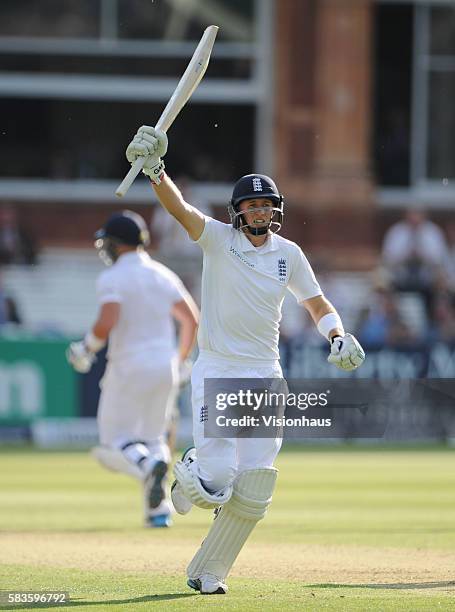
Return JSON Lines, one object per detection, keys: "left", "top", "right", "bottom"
{"left": 237, "top": 230, "right": 279, "bottom": 254}
{"left": 115, "top": 250, "right": 143, "bottom": 265}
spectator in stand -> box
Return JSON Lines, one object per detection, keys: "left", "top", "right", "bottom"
{"left": 150, "top": 177, "right": 214, "bottom": 304}
{"left": 381, "top": 209, "right": 448, "bottom": 317}
{"left": 0, "top": 273, "right": 21, "bottom": 326}
{"left": 443, "top": 221, "right": 455, "bottom": 296}
{"left": 431, "top": 294, "right": 455, "bottom": 343}
{"left": 429, "top": 254, "right": 455, "bottom": 343}
{"left": 150, "top": 177, "right": 213, "bottom": 260}
{"left": 356, "top": 286, "right": 416, "bottom": 348}
{"left": 0, "top": 204, "right": 38, "bottom": 265}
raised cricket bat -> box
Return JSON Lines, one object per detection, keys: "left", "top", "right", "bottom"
{"left": 115, "top": 25, "right": 219, "bottom": 198}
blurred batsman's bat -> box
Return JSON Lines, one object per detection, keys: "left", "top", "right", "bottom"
{"left": 115, "top": 25, "right": 219, "bottom": 197}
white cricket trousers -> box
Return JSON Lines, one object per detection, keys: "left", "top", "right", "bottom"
{"left": 191, "top": 351, "right": 283, "bottom": 492}
{"left": 97, "top": 353, "right": 177, "bottom": 462}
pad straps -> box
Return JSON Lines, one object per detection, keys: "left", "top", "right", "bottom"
{"left": 173, "top": 459, "right": 233, "bottom": 510}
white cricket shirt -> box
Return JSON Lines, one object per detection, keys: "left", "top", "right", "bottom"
{"left": 96, "top": 250, "right": 188, "bottom": 362}
{"left": 196, "top": 218, "right": 322, "bottom": 362}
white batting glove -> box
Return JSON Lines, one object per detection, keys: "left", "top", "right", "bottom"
{"left": 178, "top": 358, "right": 193, "bottom": 387}
{"left": 327, "top": 333, "right": 365, "bottom": 372}
{"left": 126, "top": 125, "right": 168, "bottom": 185}
{"left": 66, "top": 341, "right": 96, "bottom": 374}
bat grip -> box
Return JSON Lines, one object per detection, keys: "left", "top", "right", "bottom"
{"left": 115, "top": 157, "right": 146, "bottom": 198}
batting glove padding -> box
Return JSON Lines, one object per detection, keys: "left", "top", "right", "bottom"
{"left": 327, "top": 333, "right": 365, "bottom": 371}
{"left": 126, "top": 125, "right": 168, "bottom": 184}
{"left": 66, "top": 341, "right": 96, "bottom": 374}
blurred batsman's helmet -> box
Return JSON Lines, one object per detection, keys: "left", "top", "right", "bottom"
{"left": 94, "top": 210, "right": 150, "bottom": 265}
{"left": 228, "top": 174, "right": 284, "bottom": 236}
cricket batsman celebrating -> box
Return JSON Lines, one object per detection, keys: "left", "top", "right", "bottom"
{"left": 125, "top": 126, "right": 365, "bottom": 592}
{"left": 67, "top": 210, "right": 199, "bottom": 527}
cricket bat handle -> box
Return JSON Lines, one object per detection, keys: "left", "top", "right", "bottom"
{"left": 115, "top": 158, "right": 146, "bottom": 197}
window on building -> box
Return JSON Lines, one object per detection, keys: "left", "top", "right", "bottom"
{"left": 0, "top": 98, "right": 254, "bottom": 181}
{"left": 426, "top": 6, "right": 455, "bottom": 181}
{"left": 373, "top": 3, "right": 413, "bottom": 187}
{"left": 117, "top": 0, "right": 255, "bottom": 42}
{"left": 0, "top": 0, "right": 100, "bottom": 37}
{"left": 0, "top": 0, "right": 268, "bottom": 198}
{"left": 375, "top": 2, "right": 455, "bottom": 192}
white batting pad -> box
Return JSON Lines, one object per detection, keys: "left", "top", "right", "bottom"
{"left": 173, "top": 459, "right": 232, "bottom": 510}
{"left": 91, "top": 446, "right": 143, "bottom": 480}
{"left": 187, "top": 467, "right": 278, "bottom": 581}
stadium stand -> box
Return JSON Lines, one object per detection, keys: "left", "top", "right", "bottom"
{"left": 2, "top": 248, "right": 103, "bottom": 335}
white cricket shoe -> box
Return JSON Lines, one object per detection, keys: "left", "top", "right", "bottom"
{"left": 171, "top": 447, "right": 196, "bottom": 515}
{"left": 187, "top": 574, "right": 228, "bottom": 595}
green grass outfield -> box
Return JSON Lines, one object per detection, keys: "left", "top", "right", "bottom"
{"left": 1, "top": 445, "right": 455, "bottom": 611}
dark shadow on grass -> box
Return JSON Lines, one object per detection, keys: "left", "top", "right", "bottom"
{"left": 0, "top": 593, "right": 196, "bottom": 610}
{"left": 304, "top": 581, "right": 455, "bottom": 591}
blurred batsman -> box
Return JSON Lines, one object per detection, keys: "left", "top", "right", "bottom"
{"left": 125, "top": 126, "right": 365, "bottom": 593}
{"left": 66, "top": 210, "right": 199, "bottom": 528}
